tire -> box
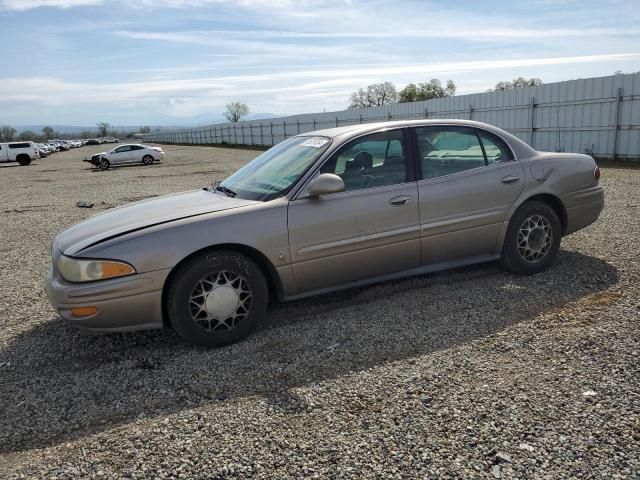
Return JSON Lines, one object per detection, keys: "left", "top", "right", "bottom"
{"left": 99, "top": 157, "right": 110, "bottom": 170}
{"left": 501, "top": 200, "right": 561, "bottom": 275}
{"left": 17, "top": 155, "right": 31, "bottom": 166}
{"left": 166, "top": 250, "right": 269, "bottom": 347}
{"left": 142, "top": 155, "right": 154, "bottom": 165}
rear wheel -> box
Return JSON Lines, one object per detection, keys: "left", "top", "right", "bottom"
{"left": 142, "top": 154, "right": 154, "bottom": 165}
{"left": 166, "top": 250, "right": 268, "bottom": 347}
{"left": 501, "top": 201, "right": 561, "bottom": 275}
{"left": 17, "top": 155, "right": 31, "bottom": 166}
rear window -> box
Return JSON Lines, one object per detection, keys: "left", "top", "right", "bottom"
{"left": 8, "top": 143, "right": 31, "bottom": 149}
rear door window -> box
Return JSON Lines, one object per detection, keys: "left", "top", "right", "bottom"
{"left": 477, "top": 130, "right": 514, "bottom": 164}
{"left": 415, "top": 126, "right": 486, "bottom": 180}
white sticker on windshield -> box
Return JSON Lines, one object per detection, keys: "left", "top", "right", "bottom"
{"left": 300, "top": 138, "right": 328, "bottom": 148}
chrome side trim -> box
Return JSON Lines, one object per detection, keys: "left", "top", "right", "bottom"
{"left": 296, "top": 225, "right": 420, "bottom": 256}
{"left": 420, "top": 210, "right": 504, "bottom": 236}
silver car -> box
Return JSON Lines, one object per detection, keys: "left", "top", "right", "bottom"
{"left": 85, "top": 144, "right": 165, "bottom": 169}
{"left": 45, "top": 120, "right": 604, "bottom": 347}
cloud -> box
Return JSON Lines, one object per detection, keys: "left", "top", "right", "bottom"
{"left": 2, "top": 52, "right": 637, "bottom": 107}
{"left": 115, "top": 30, "right": 363, "bottom": 59}
{"left": 146, "top": 27, "right": 640, "bottom": 41}
{"left": 0, "top": 0, "right": 101, "bottom": 10}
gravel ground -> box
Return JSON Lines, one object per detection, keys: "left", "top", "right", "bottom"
{"left": 0, "top": 145, "right": 638, "bottom": 479}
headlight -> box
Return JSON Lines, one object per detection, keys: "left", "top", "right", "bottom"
{"left": 57, "top": 255, "right": 136, "bottom": 283}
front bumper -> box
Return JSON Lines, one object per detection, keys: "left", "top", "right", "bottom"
{"left": 44, "top": 266, "right": 171, "bottom": 332}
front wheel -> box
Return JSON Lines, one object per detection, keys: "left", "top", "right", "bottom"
{"left": 500, "top": 201, "right": 561, "bottom": 275}
{"left": 17, "top": 155, "right": 31, "bottom": 166}
{"left": 166, "top": 250, "right": 268, "bottom": 347}
{"left": 99, "top": 157, "right": 110, "bottom": 170}
{"left": 142, "top": 154, "right": 154, "bottom": 165}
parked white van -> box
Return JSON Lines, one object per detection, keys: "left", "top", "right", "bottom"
{"left": 0, "top": 141, "right": 38, "bottom": 165}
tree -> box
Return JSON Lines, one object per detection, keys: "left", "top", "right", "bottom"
{"left": 42, "top": 126, "right": 54, "bottom": 140}
{"left": 224, "top": 102, "right": 250, "bottom": 123}
{"left": 19, "top": 130, "right": 37, "bottom": 141}
{"left": 96, "top": 121, "right": 110, "bottom": 137}
{"left": 1, "top": 126, "right": 16, "bottom": 142}
{"left": 349, "top": 82, "right": 398, "bottom": 109}
{"left": 491, "top": 77, "right": 542, "bottom": 91}
{"left": 398, "top": 79, "right": 456, "bottom": 103}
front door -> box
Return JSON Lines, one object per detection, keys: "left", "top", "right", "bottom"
{"left": 287, "top": 129, "right": 420, "bottom": 295}
{"left": 413, "top": 126, "right": 526, "bottom": 265}
{"left": 109, "top": 145, "right": 132, "bottom": 165}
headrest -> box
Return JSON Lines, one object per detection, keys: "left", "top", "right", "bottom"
{"left": 352, "top": 151, "right": 373, "bottom": 169}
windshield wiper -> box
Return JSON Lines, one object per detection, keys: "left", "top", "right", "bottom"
{"left": 214, "top": 184, "right": 237, "bottom": 197}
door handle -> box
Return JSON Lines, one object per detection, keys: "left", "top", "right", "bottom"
{"left": 389, "top": 195, "right": 413, "bottom": 207}
{"left": 501, "top": 175, "right": 520, "bottom": 184}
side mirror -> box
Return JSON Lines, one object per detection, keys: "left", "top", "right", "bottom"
{"left": 308, "top": 173, "right": 345, "bottom": 197}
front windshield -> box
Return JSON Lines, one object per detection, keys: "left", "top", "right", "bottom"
{"left": 219, "top": 136, "right": 331, "bottom": 201}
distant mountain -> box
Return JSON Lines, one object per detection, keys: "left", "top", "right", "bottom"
{"left": 15, "top": 125, "right": 99, "bottom": 135}
{"left": 13, "top": 113, "right": 279, "bottom": 134}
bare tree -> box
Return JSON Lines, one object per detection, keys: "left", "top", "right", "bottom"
{"left": 491, "top": 77, "right": 542, "bottom": 91}
{"left": 224, "top": 102, "right": 250, "bottom": 123}
{"left": 399, "top": 79, "right": 456, "bottom": 103}
{"left": 349, "top": 82, "right": 398, "bottom": 109}
{"left": 1, "top": 126, "right": 17, "bottom": 142}
{"left": 96, "top": 121, "right": 110, "bottom": 137}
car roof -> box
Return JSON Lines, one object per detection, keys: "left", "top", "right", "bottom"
{"left": 299, "top": 119, "right": 536, "bottom": 157}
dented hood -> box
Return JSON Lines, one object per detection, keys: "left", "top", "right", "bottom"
{"left": 54, "top": 189, "right": 257, "bottom": 255}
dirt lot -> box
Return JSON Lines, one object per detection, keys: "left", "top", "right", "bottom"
{"left": 0, "top": 144, "right": 638, "bottom": 479}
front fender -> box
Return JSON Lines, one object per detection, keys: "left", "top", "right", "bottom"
{"left": 77, "top": 198, "right": 297, "bottom": 297}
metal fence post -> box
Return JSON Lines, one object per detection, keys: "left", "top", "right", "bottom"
{"left": 359, "top": 114, "right": 363, "bottom": 124}
{"left": 388, "top": 112, "right": 392, "bottom": 121}
{"left": 469, "top": 104, "right": 473, "bottom": 120}
{"left": 612, "top": 87, "right": 623, "bottom": 161}
{"left": 313, "top": 118, "right": 316, "bottom": 130}
{"left": 270, "top": 123, "right": 274, "bottom": 145}
{"left": 283, "top": 121, "right": 287, "bottom": 139}
{"left": 260, "top": 124, "right": 264, "bottom": 145}
{"left": 424, "top": 108, "right": 428, "bottom": 118}
{"left": 297, "top": 119, "right": 300, "bottom": 134}
{"left": 336, "top": 117, "right": 339, "bottom": 127}
{"left": 529, "top": 96, "right": 536, "bottom": 147}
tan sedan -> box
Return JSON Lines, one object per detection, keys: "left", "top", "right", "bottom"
{"left": 45, "top": 120, "right": 604, "bottom": 347}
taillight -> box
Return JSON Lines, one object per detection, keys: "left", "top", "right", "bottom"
{"left": 594, "top": 165, "right": 601, "bottom": 183}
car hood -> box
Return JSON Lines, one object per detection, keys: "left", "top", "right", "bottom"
{"left": 55, "top": 189, "right": 258, "bottom": 255}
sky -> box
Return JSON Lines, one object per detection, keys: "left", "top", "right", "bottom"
{"left": 0, "top": 0, "right": 639, "bottom": 127}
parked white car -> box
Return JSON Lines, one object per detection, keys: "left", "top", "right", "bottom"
{"left": 85, "top": 144, "right": 165, "bottom": 169}
{"left": 0, "top": 141, "right": 38, "bottom": 165}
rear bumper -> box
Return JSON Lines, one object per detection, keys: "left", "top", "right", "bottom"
{"left": 44, "top": 266, "right": 170, "bottom": 332}
{"left": 562, "top": 185, "right": 604, "bottom": 235}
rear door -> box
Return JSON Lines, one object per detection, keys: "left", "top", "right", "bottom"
{"left": 413, "top": 125, "right": 525, "bottom": 265}
{"left": 287, "top": 128, "right": 421, "bottom": 294}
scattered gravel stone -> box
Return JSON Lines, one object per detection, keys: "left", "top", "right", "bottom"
{"left": 0, "top": 148, "right": 638, "bottom": 479}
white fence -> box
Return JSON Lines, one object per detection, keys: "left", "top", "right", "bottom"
{"left": 144, "top": 72, "right": 640, "bottom": 160}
